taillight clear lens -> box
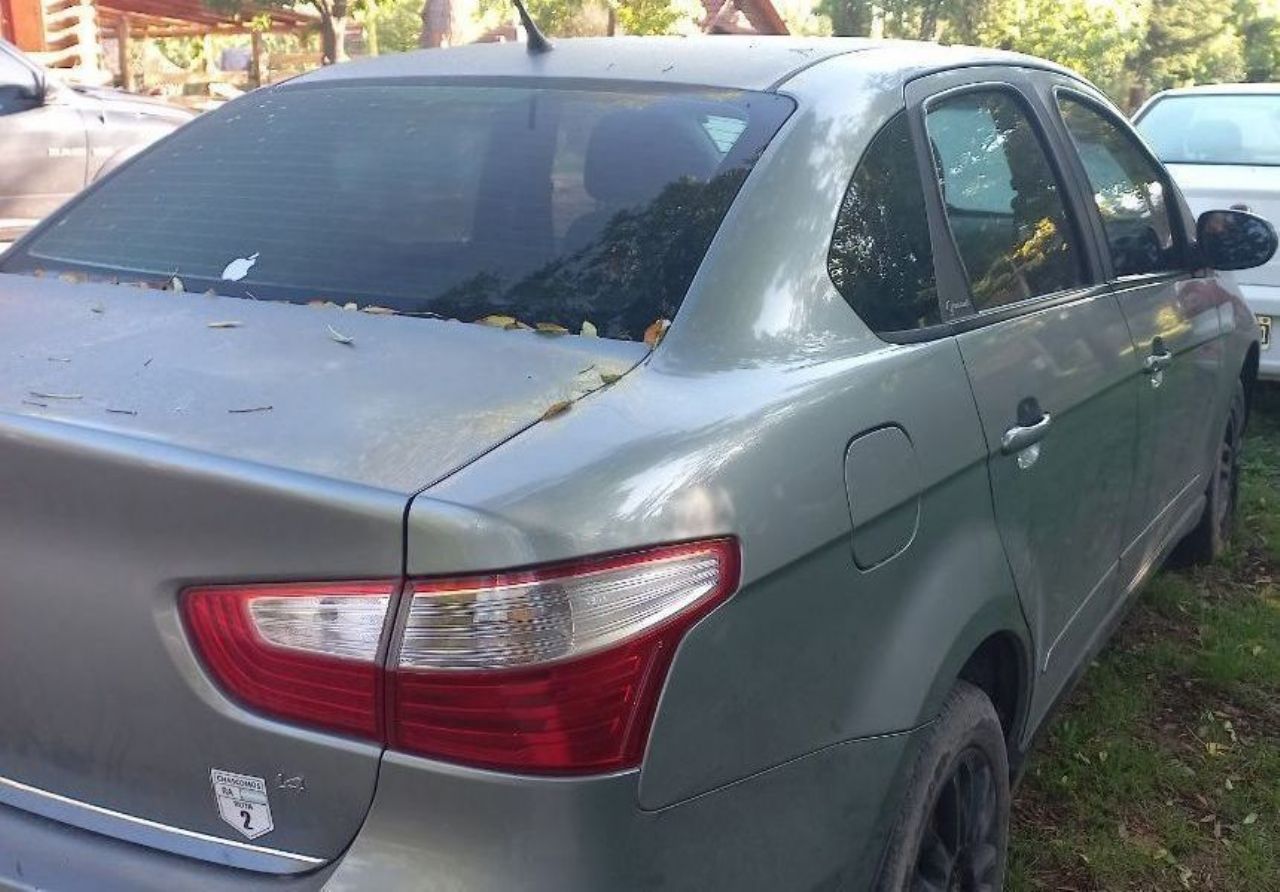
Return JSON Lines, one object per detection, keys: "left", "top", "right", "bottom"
{"left": 182, "top": 581, "right": 395, "bottom": 740}
{"left": 389, "top": 539, "right": 739, "bottom": 774}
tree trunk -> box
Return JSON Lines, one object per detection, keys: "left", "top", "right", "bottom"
{"left": 365, "top": 8, "right": 380, "bottom": 56}
{"left": 320, "top": 1, "right": 348, "bottom": 65}
{"left": 918, "top": 0, "right": 940, "bottom": 41}
{"left": 419, "top": 0, "right": 452, "bottom": 48}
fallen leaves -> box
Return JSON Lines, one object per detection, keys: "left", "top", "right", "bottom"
{"left": 541, "top": 400, "right": 572, "bottom": 420}
{"left": 535, "top": 322, "right": 569, "bottom": 336}
{"left": 228, "top": 405, "right": 273, "bottom": 414}
{"left": 644, "top": 318, "right": 671, "bottom": 348}
{"left": 206, "top": 320, "right": 243, "bottom": 329}
{"left": 28, "top": 390, "right": 82, "bottom": 400}
{"left": 327, "top": 324, "right": 354, "bottom": 346}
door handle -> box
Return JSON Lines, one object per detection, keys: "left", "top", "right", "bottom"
{"left": 1001, "top": 397, "right": 1052, "bottom": 455}
{"left": 1145, "top": 335, "right": 1173, "bottom": 374}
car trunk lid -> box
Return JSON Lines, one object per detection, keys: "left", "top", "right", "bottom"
{"left": 0, "top": 275, "right": 643, "bottom": 870}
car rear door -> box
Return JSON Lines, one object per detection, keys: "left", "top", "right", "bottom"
{"left": 0, "top": 44, "right": 86, "bottom": 235}
{"left": 1049, "top": 84, "right": 1225, "bottom": 593}
{"left": 906, "top": 68, "right": 1138, "bottom": 720}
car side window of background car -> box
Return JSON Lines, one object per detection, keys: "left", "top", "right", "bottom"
{"left": 0, "top": 49, "right": 37, "bottom": 115}
{"left": 827, "top": 111, "right": 939, "bottom": 333}
{"left": 1057, "top": 94, "right": 1180, "bottom": 277}
{"left": 925, "top": 89, "right": 1085, "bottom": 312}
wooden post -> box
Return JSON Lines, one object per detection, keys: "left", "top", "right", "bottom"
{"left": 250, "top": 30, "right": 263, "bottom": 88}
{"left": 116, "top": 15, "right": 133, "bottom": 92}
{"left": 7, "top": 0, "right": 44, "bottom": 51}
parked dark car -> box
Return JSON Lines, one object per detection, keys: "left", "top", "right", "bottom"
{"left": 0, "top": 38, "right": 190, "bottom": 240}
{"left": 0, "top": 36, "right": 1270, "bottom": 891}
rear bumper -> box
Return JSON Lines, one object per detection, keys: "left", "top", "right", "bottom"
{"left": 0, "top": 728, "right": 919, "bottom": 891}
{"left": 1239, "top": 283, "right": 1280, "bottom": 380}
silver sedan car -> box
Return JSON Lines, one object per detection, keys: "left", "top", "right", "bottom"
{"left": 1135, "top": 83, "right": 1280, "bottom": 379}
{"left": 0, "top": 36, "right": 1269, "bottom": 891}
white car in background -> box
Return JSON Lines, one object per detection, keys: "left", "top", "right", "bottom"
{"left": 1136, "top": 84, "right": 1280, "bottom": 376}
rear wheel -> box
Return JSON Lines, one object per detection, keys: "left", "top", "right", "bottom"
{"left": 1179, "top": 379, "right": 1246, "bottom": 565}
{"left": 875, "top": 681, "right": 1010, "bottom": 892}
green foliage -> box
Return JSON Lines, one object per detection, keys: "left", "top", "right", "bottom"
{"left": 817, "top": 0, "right": 875, "bottom": 35}
{"left": 368, "top": 0, "right": 426, "bottom": 51}
{"left": 1139, "top": 0, "right": 1244, "bottom": 92}
{"left": 615, "top": 0, "right": 683, "bottom": 34}
{"left": 977, "top": 0, "right": 1141, "bottom": 101}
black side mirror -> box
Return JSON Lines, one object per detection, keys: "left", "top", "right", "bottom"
{"left": 1197, "top": 209, "right": 1279, "bottom": 271}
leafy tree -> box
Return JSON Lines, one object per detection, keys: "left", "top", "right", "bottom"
{"left": 1236, "top": 0, "right": 1280, "bottom": 80}
{"left": 976, "top": 0, "right": 1140, "bottom": 100}
{"left": 614, "top": 0, "right": 682, "bottom": 34}
{"left": 816, "top": 0, "right": 875, "bottom": 35}
{"left": 207, "top": 0, "right": 351, "bottom": 64}
{"left": 1132, "top": 0, "right": 1244, "bottom": 99}
{"left": 370, "top": 0, "right": 426, "bottom": 51}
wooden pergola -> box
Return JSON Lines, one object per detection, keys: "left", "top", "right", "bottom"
{"left": 100, "top": 0, "right": 314, "bottom": 89}
{"left": 2, "top": 0, "right": 313, "bottom": 90}
{"left": 95, "top": 0, "right": 312, "bottom": 39}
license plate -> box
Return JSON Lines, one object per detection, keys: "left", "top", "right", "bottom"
{"left": 1260, "top": 315, "right": 1272, "bottom": 349}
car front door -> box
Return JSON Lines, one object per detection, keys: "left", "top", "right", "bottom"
{"left": 907, "top": 69, "right": 1138, "bottom": 721}
{"left": 1050, "top": 86, "right": 1224, "bottom": 593}
{"left": 0, "top": 43, "right": 86, "bottom": 237}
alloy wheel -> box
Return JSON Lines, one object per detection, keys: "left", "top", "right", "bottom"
{"left": 911, "top": 747, "right": 1002, "bottom": 892}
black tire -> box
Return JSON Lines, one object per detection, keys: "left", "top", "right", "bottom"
{"left": 1178, "top": 379, "right": 1246, "bottom": 565}
{"left": 875, "top": 681, "right": 1010, "bottom": 892}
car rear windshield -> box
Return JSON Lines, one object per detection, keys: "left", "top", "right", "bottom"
{"left": 1137, "top": 94, "right": 1280, "bottom": 166}
{"left": 6, "top": 81, "right": 793, "bottom": 340}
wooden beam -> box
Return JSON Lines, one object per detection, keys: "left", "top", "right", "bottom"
{"left": 115, "top": 14, "right": 132, "bottom": 91}
{"left": 7, "top": 0, "right": 44, "bottom": 51}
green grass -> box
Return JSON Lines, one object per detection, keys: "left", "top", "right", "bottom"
{"left": 1007, "top": 385, "right": 1280, "bottom": 892}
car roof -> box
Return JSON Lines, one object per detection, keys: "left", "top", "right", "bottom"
{"left": 1148, "top": 82, "right": 1280, "bottom": 98}
{"left": 289, "top": 36, "right": 1073, "bottom": 94}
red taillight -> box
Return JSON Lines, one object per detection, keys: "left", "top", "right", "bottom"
{"left": 181, "top": 581, "right": 395, "bottom": 740}
{"left": 389, "top": 539, "right": 739, "bottom": 773}
{"left": 182, "top": 539, "right": 739, "bottom": 775}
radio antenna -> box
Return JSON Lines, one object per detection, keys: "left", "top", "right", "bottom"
{"left": 512, "top": 0, "right": 553, "bottom": 54}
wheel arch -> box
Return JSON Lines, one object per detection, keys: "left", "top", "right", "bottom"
{"left": 917, "top": 594, "right": 1034, "bottom": 771}
{"left": 956, "top": 631, "right": 1031, "bottom": 756}
{"left": 1242, "top": 340, "right": 1260, "bottom": 427}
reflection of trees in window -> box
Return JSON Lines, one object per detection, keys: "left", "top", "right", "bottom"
{"left": 928, "top": 92, "right": 1082, "bottom": 310}
{"left": 827, "top": 113, "right": 939, "bottom": 333}
{"left": 1058, "top": 97, "right": 1177, "bottom": 277}
{"left": 429, "top": 168, "right": 751, "bottom": 340}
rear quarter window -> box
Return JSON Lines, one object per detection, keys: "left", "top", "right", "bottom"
{"left": 827, "top": 112, "right": 940, "bottom": 333}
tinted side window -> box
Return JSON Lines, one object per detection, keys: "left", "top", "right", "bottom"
{"left": 828, "top": 112, "right": 939, "bottom": 332}
{"left": 0, "top": 47, "right": 38, "bottom": 115}
{"left": 925, "top": 90, "right": 1085, "bottom": 311}
{"left": 1058, "top": 95, "right": 1180, "bottom": 277}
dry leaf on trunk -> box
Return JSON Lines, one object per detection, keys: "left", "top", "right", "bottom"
{"left": 541, "top": 400, "right": 572, "bottom": 420}
{"left": 644, "top": 318, "right": 671, "bottom": 348}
